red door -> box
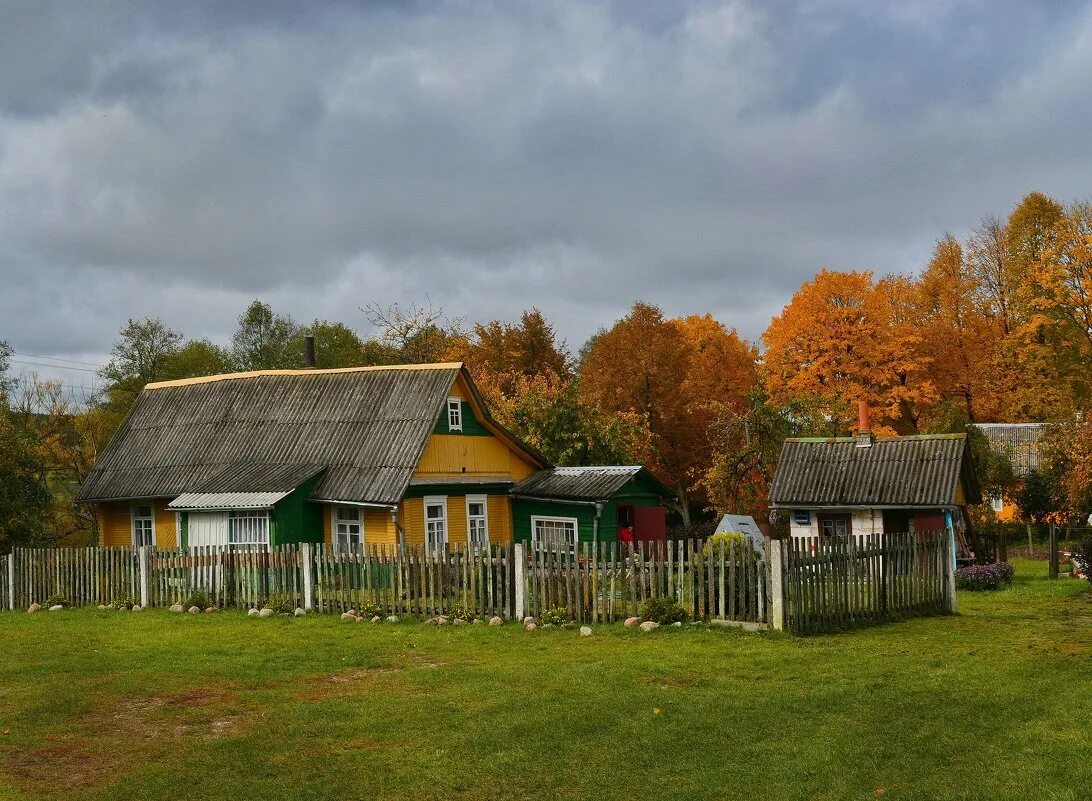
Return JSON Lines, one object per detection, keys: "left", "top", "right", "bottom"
{"left": 632, "top": 506, "right": 667, "bottom": 546}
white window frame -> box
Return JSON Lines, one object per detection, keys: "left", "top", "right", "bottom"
{"left": 332, "top": 505, "right": 363, "bottom": 553}
{"left": 424, "top": 496, "right": 448, "bottom": 554}
{"left": 447, "top": 397, "right": 463, "bottom": 432}
{"left": 989, "top": 491, "right": 1004, "bottom": 514}
{"left": 466, "top": 495, "right": 489, "bottom": 550}
{"left": 228, "top": 510, "right": 270, "bottom": 547}
{"left": 131, "top": 503, "right": 155, "bottom": 548}
{"left": 531, "top": 515, "right": 579, "bottom": 554}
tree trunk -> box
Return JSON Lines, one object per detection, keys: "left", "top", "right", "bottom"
{"left": 673, "top": 484, "right": 691, "bottom": 528}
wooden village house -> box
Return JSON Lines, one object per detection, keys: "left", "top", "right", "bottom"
{"left": 768, "top": 403, "right": 982, "bottom": 550}
{"left": 75, "top": 363, "right": 671, "bottom": 553}
{"left": 974, "top": 422, "right": 1044, "bottom": 522}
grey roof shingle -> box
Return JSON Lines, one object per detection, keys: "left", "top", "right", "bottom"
{"left": 77, "top": 366, "right": 466, "bottom": 505}
{"left": 768, "top": 434, "right": 980, "bottom": 508}
{"left": 974, "top": 423, "right": 1044, "bottom": 477}
{"left": 512, "top": 466, "right": 667, "bottom": 501}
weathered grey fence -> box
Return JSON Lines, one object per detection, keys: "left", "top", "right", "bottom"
{"left": 524, "top": 540, "right": 766, "bottom": 624}
{"left": 775, "top": 530, "right": 954, "bottom": 635}
{"left": 7, "top": 547, "right": 140, "bottom": 610}
{"left": 1, "top": 541, "right": 767, "bottom": 625}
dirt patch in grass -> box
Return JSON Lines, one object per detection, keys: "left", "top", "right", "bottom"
{"left": 0, "top": 742, "right": 125, "bottom": 794}
{"left": 0, "top": 685, "right": 254, "bottom": 795}
{"left": 294, "top": 666, "right": 425, "bottom": 703}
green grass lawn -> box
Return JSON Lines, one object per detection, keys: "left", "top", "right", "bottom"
{"left": 0, "top": 559, "right": 1089, "bottom": 801}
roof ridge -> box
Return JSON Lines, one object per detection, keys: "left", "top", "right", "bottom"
{"left": 145, "top": 362, "right": 464, "bottom": 390}
{"left": 785, "top": 433, "right": 966, "bottom": 443}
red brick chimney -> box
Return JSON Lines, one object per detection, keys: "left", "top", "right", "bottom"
{"left": 856, "top": 400, "right": 874, "bottom": 448}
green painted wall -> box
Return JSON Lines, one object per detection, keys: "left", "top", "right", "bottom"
{"left": 179, "top": 512, "right": 189, "bottom": 549}
{"left": 270, "top": 474, "right": 326, "bottom": 546}
{"left": 513, "top": 498, "right": 600, "bottom": 545}
{"left": 433, "top": 400, "right": 489, "bottom": 436}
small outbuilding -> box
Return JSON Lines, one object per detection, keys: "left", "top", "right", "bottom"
{"left": 768, "top": 405, "right": 981, "bottom": 548}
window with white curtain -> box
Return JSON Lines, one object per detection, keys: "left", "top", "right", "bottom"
{"left": 424, "top": 496, "right": 448, "bottom": 553}
{"left": 531, "top": 516, "right": 578, "bottom": 553}
{"left": 333, "top": 505, "right": 362, "bottom": 552}
{"left": 466, "top": 495, "right": 488, "bottom": 549}
{"left": 131, "top": 504, "right": 154, "bottom": 547}
{"left": 228, "top": 510, "right": 269, "bottom": 546}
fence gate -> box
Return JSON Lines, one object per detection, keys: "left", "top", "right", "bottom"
{"left": 778, "top": 530, "right": 953, "bottom": 635}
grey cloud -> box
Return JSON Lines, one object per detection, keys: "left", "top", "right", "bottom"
{"left": 2, "top": 0, "right": 1092, "bottom": 389}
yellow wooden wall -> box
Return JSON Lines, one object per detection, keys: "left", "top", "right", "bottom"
{"left": 321, "top": 503, "right": 398, "bottom": 547}
{"left": 96, "top": 500, "right": 177, "bottom": 548}
{"left": 399, "top": 494, "right": 512, "bottom": 547}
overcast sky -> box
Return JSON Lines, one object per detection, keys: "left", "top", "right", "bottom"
{"left": 3, "top": 0, "right": 1092, "bottom": 394}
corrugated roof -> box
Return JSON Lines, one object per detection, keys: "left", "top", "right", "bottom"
{"left": 408, "top": 476, "right": 514, "bottom": 487}
{"left": 191, "top": 463, "right": 326, "bottom": 493}
{"left": 168, "top": 492, "right": 289, "bottom": 511}
{"left": 769, "top": 434, "right": 980, "bottom": 508}
{"left": 77, "top": 365, "right": 465, "bottom": 505}
{"left": 512, "top": 466, "right": 660, "bottom": 501}
{"left": 974, "top": 423, "right": 1044, "bottom": 477}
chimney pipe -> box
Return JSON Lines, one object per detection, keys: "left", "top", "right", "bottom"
{"left": 856, "top": 400, "right": 873, "bottom": 448}
{"left": 304, "top": 335, "right": 316, "bottom": 368}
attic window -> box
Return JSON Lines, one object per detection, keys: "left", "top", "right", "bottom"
{"left": 447, "top": 398, "right": 462, "bottom": 432}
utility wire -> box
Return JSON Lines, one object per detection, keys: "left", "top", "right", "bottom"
{"left": 11, "top": 350, "right": 105, "bottom": 368}
{"left": 9, "top": 359, "right": 101, "bottom": 373}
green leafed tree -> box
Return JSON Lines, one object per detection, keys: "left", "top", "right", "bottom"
{"left": 232, "top": 300, "right": 304, "bottom": 370}
{"left": 99, "top": 317, "right": 184, "bottom": 414}
{"left": 300, "top": 321, "right": 367, "bottom": 368}
{"left": 0, "top": 413, "right": 52, "bottom": 551}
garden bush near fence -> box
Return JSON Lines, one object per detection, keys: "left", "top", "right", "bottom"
{"left": 955, "top": 562, "right": 1015, "bottom": 591}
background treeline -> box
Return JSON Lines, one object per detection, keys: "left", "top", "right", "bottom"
{"left": 2, "top": 190, "right": 1090, "bottom": 549}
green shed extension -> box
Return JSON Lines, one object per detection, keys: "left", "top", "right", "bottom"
{"left": 510, "top": 466, "right": 672, "bottom": 549}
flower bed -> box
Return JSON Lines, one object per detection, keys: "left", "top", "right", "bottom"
{"left": 955, "top": 562, "right": 1015, "bottom": 591}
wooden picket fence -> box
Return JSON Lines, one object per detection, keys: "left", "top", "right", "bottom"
{"left": 6, "top": 547, "right": 141, "bottom": 610}
{"left": 780, "top": 530, "right": 952, "bottom": 634}
{"left": 151, "top": 546, "right": 305, "bottom": 609}
{"left": 0, "top": 541, "right": 768, "bottom": 625}
{"left": 524, "top": 540, "right": 766, "bottom": 624}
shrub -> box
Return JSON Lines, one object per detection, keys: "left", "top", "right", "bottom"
{"left": 639, "top": 595, "right": 689, "bottom": 625}
{"left": 955, "top": 562, "right": 1015, "bottom": 591}
{"left": 447, "top": 603, "right": 476, "bottom": 622}
{"left": 539, "top": 607, "right": 569, "bottom": 626}
{"left": 1071, "top": 537, "right": 1092, "bottom": 585}
{"left": 43, "top": 593, "right": 69, "bottom": 608}
{"left": 183, "top": 590, "right": 211, "bottom": 610}
{"left": 702, "top": 532, "right": 761, "bottom": 559}
{"left": 358, "top": 601, "right": 384, "bottom": 619}
{"left": 264, "top": 594, "right": 295, "bottom": 615}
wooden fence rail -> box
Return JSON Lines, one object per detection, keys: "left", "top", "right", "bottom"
{"left": 779, "top": 529, "right": 952, "bottom": 635}
{"left": 1, "top": 541, "right": 768, "bottom": 625}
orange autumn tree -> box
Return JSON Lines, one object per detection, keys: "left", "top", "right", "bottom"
{"left": 914, "top": 234, "right": 1000, "bottom": 422}
{"left": 457, "top": 309, "right": 647, "bottom": 466}
{"left": 762, "top": 269, "right": 935, "bottom": 433}
{"left": 579, "top": 303, "right": 758, "bottom": 525}
{"left": 1026, "top": 202, "right": 1092, "bottom": 407}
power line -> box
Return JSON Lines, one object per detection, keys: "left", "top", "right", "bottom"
{"left": 9, "top": 359, "right": 100, "bottom": 373}
{"left": 11, "top": 350, "right": 106, "bottom": 368}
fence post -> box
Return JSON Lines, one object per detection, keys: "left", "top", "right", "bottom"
{"left": 301, "top": 543, "right": 314, "bottom": 610}
{"left": 945, "top": 524, "right": 958, "bottom": 613}
{"left": 513, "top": 542, "right": 526, "bottom": 621}
{"left": 6, "top": 551, "right": 14, "bottom": 611}
{"left": 767, "top": 538, "right": 785, "bottom": 631}
{"left": 138, "top": 546, "right": 151, "bottom": 608}
{"left": 1048, "top": 525, "right": 1059, "bottom": 580}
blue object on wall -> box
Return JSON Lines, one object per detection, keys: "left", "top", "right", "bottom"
{"left": 793, "top": 510, "right": 811, "bottom": 526}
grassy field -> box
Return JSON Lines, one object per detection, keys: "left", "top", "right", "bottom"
{"left": 0, "top": 559, "right": 1088, "bottom": 801}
